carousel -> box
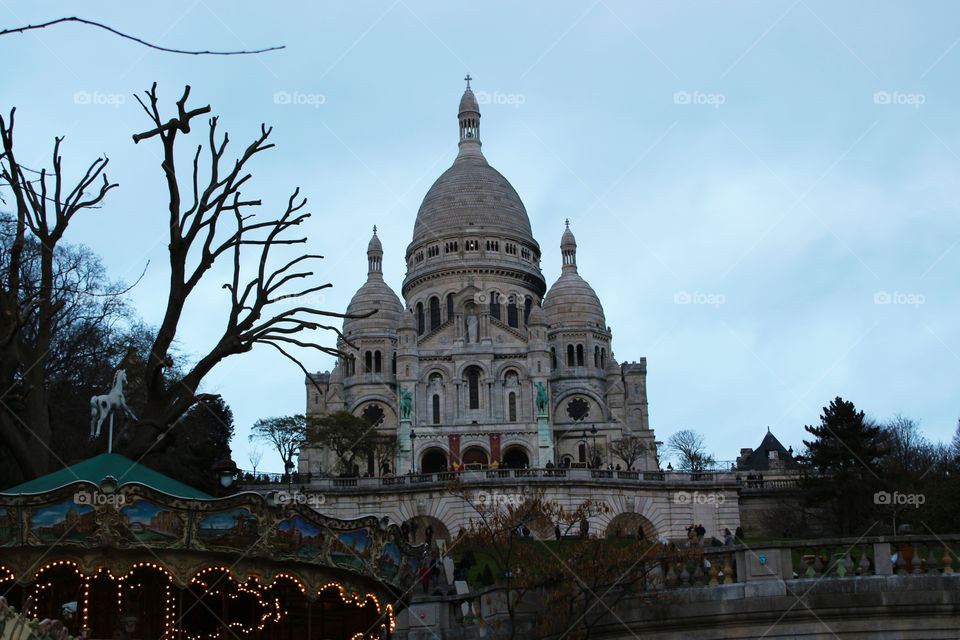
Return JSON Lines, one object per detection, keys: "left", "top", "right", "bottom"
{"left": 0, "top": 452, "right": 422, "bottom": 640}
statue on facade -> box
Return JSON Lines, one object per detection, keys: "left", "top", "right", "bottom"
{"left": 90, "top": 369, "right": 138, "bottom": 449}
{"left": 535, "top": 382, "right": 548, "bottom": 417}
{"left": 400, "top": 387, "right": 412, "bottom": 420}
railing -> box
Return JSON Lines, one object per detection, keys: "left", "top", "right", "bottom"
{"left": 237, "top": 467, "right": 751, "bottom": 490}
{"left": 654, "top": 534, "right": 960, "bottom": 589}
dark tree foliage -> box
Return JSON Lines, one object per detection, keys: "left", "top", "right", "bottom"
{"left": 140, "top": 396, "right": 234, "bottom": 494}
{"left": 798, "top": 397, "right": 889, "bottom": 536}
{"left": 0, "top": 215, "right": 129, "bottom": 486}
{"left": 306, "top": 410, "right": 396, "bottom": 476}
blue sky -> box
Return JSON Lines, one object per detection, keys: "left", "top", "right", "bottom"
{"left": 2, "top": 1, "right": 958, "bottom": 472}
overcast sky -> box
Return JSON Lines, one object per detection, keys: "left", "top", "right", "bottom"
{"left": 3, "top": 1, "right": 958, "bottom": 472}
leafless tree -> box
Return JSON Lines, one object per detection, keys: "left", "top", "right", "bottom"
{"left": 248, "top": 447, "right": 263, "bottom": 475}
{"left": 610, "top": 434, "right": 649, "bottom": 470}
{"left": 0, "top": 109, "right": 117, "bottom": 478}
{"left": 123, "top": 84, "right": 354, "bottom": 457}
{"left": 666, "top": 428, "right": 715, "bottom": 472}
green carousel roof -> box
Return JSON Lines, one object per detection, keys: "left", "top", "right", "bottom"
{"left": 1, "top": 453, "right": 213, "bottom": 499}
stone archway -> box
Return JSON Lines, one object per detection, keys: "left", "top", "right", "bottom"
{"left": 404, "top": 515, "right": 451, "bottom": 545}
{"left": 605, "top": 512, "right": 658, "bottom": 541}
{"left": 502, "top": 445, "right": 530, "bottom": 469}
{"left": 420, "top": 448, "right": 447, "bottom": 473}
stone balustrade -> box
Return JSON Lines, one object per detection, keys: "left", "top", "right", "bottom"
{"left": 237, "top": 466, "right": 742, "bottom": 490}
{"left": 398, "top": 534, "right": 960, "bottom": 639}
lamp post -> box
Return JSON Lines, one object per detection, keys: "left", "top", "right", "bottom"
{"left": 213, "top": 458, "right": 238, "bottom": 496}
{"left": 410, "top": 430, "right": 417, "bottom": 474}
{"left": 590, "top": 425, "right": 598, "bottom": 468}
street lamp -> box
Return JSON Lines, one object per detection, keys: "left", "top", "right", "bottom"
{"left": 590, "top": 425, "right": 598, "bottom": 468}
{"left": 410, "top": 430, "right": 417, "bottom": 474}
{"left": 213, "top": 458, "right": 238, "bottom": 495}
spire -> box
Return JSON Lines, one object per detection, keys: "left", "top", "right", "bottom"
{"left": 458, "top": 75, "right": 482, "bottom": 155}
{"left": 561, "top": 220, "right": 577, "bottom": 272}
{"left": 367, "top": 226, "right": 383, "bottom": 276}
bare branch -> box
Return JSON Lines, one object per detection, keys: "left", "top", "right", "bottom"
{"left": 0, "top": 17, "right": 284, "bottom": 56}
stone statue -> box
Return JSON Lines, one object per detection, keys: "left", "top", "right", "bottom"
{"left": 400, "top": 387, "right": 412, "bottom": 420}
{"left": 535, "top": 381, "right": 548, "bottom": 417}
{"left": 90, "top": 369, "right": 138, "bottom": 449}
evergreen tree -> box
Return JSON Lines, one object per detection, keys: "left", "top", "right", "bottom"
{"left": 798, "top": 397, "right": 888, "bottom": 536}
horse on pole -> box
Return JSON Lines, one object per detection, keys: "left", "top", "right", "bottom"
{"left": 90, "top": 369, "right": 137, "bottom": 453}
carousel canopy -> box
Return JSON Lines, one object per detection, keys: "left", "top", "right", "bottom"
{"left": 1, "top": 453, "right": 212, "bottom": 499}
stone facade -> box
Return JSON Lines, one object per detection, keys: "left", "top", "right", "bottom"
{"left": 300, "top": 81, "right": 656, "bottom": 478}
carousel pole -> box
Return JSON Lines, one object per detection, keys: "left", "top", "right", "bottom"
{"left": 108, "top": 413, "right": 114, "bottom": 454}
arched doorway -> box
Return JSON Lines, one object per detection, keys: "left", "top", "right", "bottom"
{"left": 403, "top": 515, "right": 451, "bottom": 545}
{"left": 461, "top": 447, "right": 489, "bottom": 467}
{"left": 502, "top": 446, "right": 530, "bottom": 469}
{"left": 605, "top": 512, "right": 658, "bottom": 541}
{"left": 420, "top": 448, "right": 447, "bottom": 473}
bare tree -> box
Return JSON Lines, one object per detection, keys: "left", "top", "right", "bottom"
{"left": 610, "top": 434, "right": 650, "bottom": 470}
{"left": 0, "top": 109, "right": 116, "bottom": 479}
{"left": 123, "top": 84, "right": 353, "bottom": 456}
{"left": 666, "top": 428, "right": 715, "bottom": 472}
{"left": 248, "top": 446, "right": 263, "bottom": 475}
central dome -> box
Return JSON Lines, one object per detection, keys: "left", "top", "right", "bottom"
{"left": 411, "top": 153, "right": 534, "bottom": 244}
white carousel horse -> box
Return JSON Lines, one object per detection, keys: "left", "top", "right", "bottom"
{"left": 90, "top": 369, "right": 137, "bottom": 440}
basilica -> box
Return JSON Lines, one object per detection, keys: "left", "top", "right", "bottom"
{"left": 300, "top": 81, "right": 656, "bottom": 476}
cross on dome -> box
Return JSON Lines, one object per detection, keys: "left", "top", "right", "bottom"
{"left": 464, "top": 74, "right": 472, "bottom": 89}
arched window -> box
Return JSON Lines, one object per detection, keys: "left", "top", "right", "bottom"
{"left": 447, "top": 293, "right": 454, "bottom": 320}
{"left": 524, "top": 296, "right": 532, "bottom": 324}
{"left": 594, "top": 346, "right": 600, "bottom": 368}
{"left": 567, "top": 345, "right": 575, "bottom": 367}
{"left": 551, "top": 347, "right": 557, "bottom": 370}
{"left": 392, "top": 351, "right": 396, "bottom": 374}
{"left": 432, "top": 394, "right": 441, "bottom": 425}
{"left": 576, "top": 344, "right": 584, "bottom": 367}
{"left": 348, "top": 354, "right": 355, "bottom": 376}
{"left": 489, "top": 292, "right": 500, "bottom": 320}
{"left": 578, "top": 443, "right": 586, "bottom": 463}
{"left": 430, "top": 296, "right": 441, "bottom": 330}
{"left": 374, "top": 350, "right": 382, "bottom": 373}
{"left": 364, "top": 350, "right": 372, "bottom": 373}
{"left": 508, "top": 392, "right": 517, "bottom": 422}
{"left": 467, "top": 367, "right": 480, "bottom": 410}
{"left": 507, "top": 302, "right": 518, "bottom": 328}
{"left": 416, "top": 302, "right": 425, "bottom": 335}
{"left": 600, "top": 348, "right": 606, "bottom": 369}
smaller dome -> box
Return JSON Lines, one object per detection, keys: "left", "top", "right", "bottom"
{"left": 344, "top": 279, "right": 403, "bottom": 334}
{"left": 543, "top": 272, "right": 605, "bottom": 328}
{"left": 344, "top": 227, "right": 403, "bottom": 335}
{"left": 459, "top": 88, "right": 479, "bottom": 114}
{"left": 544, "top": 222, "right": 605, "bottom": 329}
